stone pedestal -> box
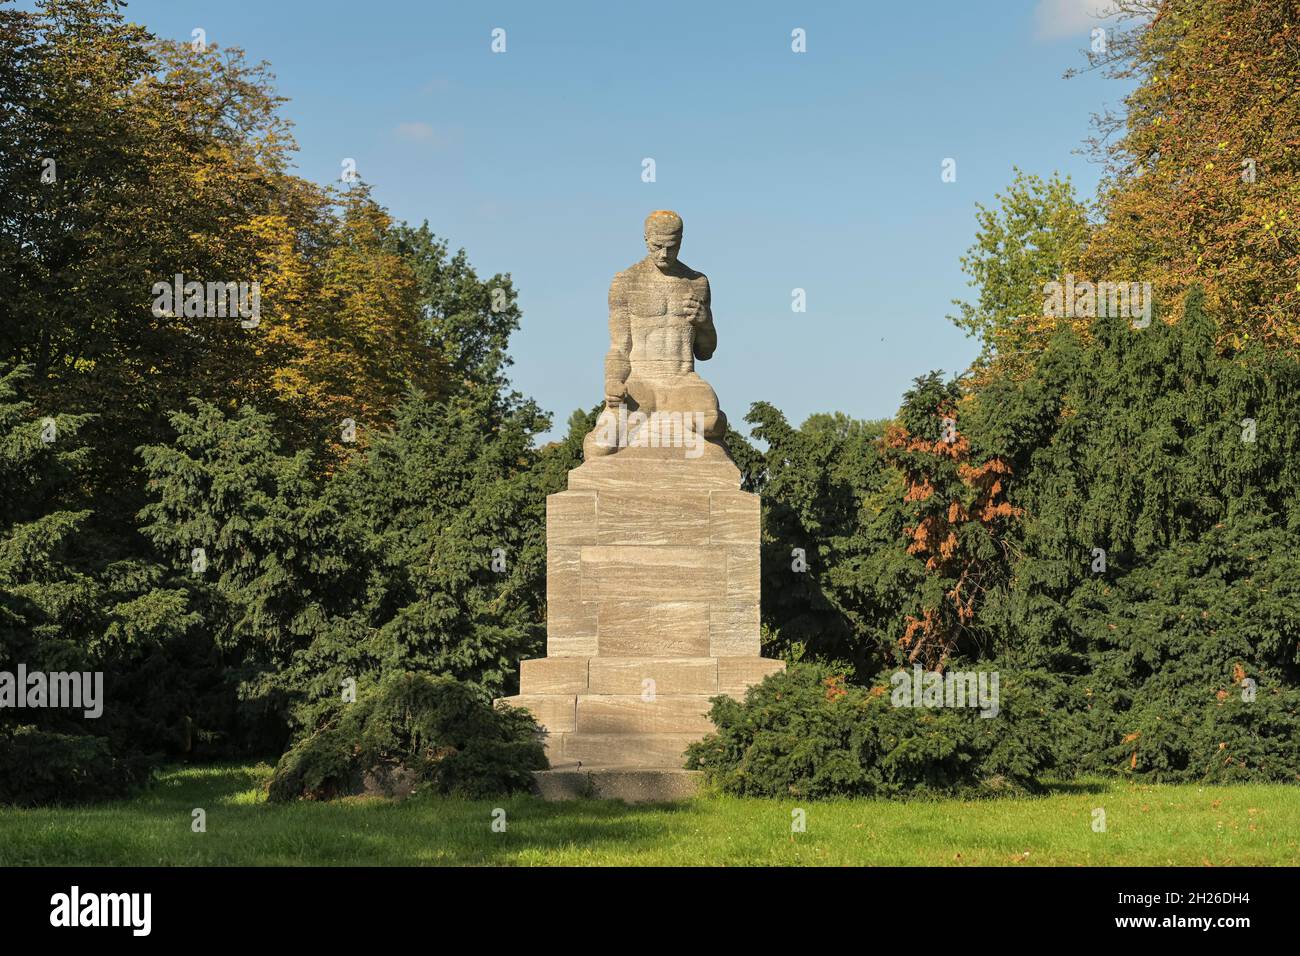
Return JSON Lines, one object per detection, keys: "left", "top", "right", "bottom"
{"left": 499, "top": 448, "right": 783, "bottom": 777}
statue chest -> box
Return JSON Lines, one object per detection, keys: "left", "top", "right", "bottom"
{"left": 628, "top": 281, "right": 698, "bottom": 326}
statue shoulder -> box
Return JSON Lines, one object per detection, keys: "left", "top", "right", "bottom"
{"left": 671, "top": 260, "right": 706, "bottom": 285}
{"left": 683, "top": 266, "right": 710, "bottom": 300}
{"left": 612, "top": 260, "right": 652, "bottom": 288}
{"left": 675, "top": 260, "right": 706, "bottom": 282}
{"left": 609, "top": 267, "right": 635, "bottom": 301}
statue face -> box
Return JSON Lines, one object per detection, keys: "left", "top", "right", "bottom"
{"left": 645, "top": 229, "right": 682, "bottom": 270}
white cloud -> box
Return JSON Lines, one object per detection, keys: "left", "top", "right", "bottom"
{"left": 394, "top": 121, "right": 435, "bottom": 142}
{"left": 392, "top": 123, "right": 464, "bottom": 154}
{"left": 1034, "top": 0, "right": 1116, "bottom": 41}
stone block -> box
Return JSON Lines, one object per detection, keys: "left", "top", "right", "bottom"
{"left": 595, "top": 492, "right": 712, "bottom": 547}
{"left": 545, "top": 545, "right": 582, "bottom": 605}
{"left": 579, "top": 545, "right": 725, "bottom": 601}
{"left": 546, "top": 598, "right": 597, "bottom": 655}
{"left": 568, "top": 456, "right": 741, "bottom": 493}
{"left": 498, "top": 694, "right": 576, "bottom": 733}
{"left": 547, "top": 491, "right": 597, "bottom": 545}
{"left": 709, "top": 490, "right": 760, "bottom": 545}
{"left": 596, "top": 600, "right": 710, "bottom": 657}
{"left": 718, "top": 657, "right": 786, "bottom": 697}
{"left": 520, "top": 657, "right": 589, "bottom": 695}
{"left": 532, "top": 768, "right": 702, "bottom": 803}
{"left": 587, "top": 658, "right": 718, "bottom": 695}
{"left": 725, "top": 545, "right": 760, "bottom": 605}
{"left": 575, "top": 694, "right": 714, "bottom": 735}
{"left": 709, "top": 601, "right": 761, "bottom": 657}
{"left": 560, "top": 732, "right": 702, "bottom": 769}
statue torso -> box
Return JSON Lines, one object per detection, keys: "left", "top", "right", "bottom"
{"left": 619, "top": 260, "right": 708, "bottom": 379}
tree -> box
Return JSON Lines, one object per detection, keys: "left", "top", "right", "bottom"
{"left": 386, "top": 222, "right": 524, "bottom": 395}
{"left": 0, "top": 1, "right": 450, "bottom": 539}
{"left": 738, "top": 404, "right": 899, "bottom": 677}
{"left": 879, "top": 373, "right": 1020, "bottom": 669}
{"left": 136, "top": 400, "right": 364, "bottom": 746}
{"left": 967, "top": 289, "right": 1300, "bottom": 780}
{"left": 949, "top": 168, "right": 1091, "bottom": 371}
{"left": 0, "top": 365, "right": 98, "bottom": 707}
{"left": 0, "top": 363, "right": 203, "bottom": 791}
{"left": 286, "top": 387, "right": 576, "bottom": 718}
{"left": 1075, "top": 0, "right": 1300, "bottom": 348}
{"left": 254, "top": 185, "right": 447, "bottom": 454}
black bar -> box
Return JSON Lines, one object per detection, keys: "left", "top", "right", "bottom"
{"left": 0, "top": 866, "right": 1286, "bottom": 942}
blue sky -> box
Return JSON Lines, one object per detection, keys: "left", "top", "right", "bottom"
{"left": 68, "top": 0, "right": 1124, "bottom": 439}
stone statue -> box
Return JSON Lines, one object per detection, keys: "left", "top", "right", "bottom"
{"left": 583, "top": 210, "right": 728, "bottom": 460}
{"left": 498, "top": 211, "right": 784, "bottom": 797}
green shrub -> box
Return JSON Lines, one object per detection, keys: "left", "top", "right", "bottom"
{"left": 685, "top": 662, "right": 1057, "bottom": 798}
{"left": 0, "top": 727, "right": 143, "bottom": 806}
{"left": 267, "top": 672, "right": 546, "bottom": 802}
{"left": 1050, "top": 516, "right": 1300, "bottom": 783}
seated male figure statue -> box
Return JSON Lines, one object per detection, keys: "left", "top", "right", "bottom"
{"left": 584, "top": 210, "right": 728, "bottom": 460}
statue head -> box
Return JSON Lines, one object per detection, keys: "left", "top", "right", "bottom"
{"left": 644, "top": 209, "right": 683, "bottom": 271}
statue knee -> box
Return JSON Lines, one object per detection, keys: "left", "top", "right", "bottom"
{"left": 703, "top": 407, "right": 726, "bottom": 439}
{"left": 584, "top": 408, "right": 621, "bottom": 457}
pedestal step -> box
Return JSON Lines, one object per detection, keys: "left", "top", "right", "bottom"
{"left": 532, "top": 768, "right": 701, "bottom": 803}
{"left": 499, "top": 656, "right": 785, "bottom": 771}
{"left": 518, "top": 452, "right": 782, "bottom": 773}
{"left": 545, "top": 732, "right": 703, "bottom": 769}
{"left": 497, "top": 694, "right": 713, "bottom": 736}
{"left": 566, "top": 453, "right": 741, "bottom": 492}
{"left": 518, "top": 655, "right": 784, "bottom": 697}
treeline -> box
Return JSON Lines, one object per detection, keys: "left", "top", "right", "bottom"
{"left": 731, "top": 291, "right": 1300, "bottom": 785}
{"left": 1, "top": 0, "right": 1297, "bottom": 802}
{"left": 0, "top": 0, "right": 566, "bottom": 799}
{"left": 723, "top": 0, "right": 1300, "bottom": 785}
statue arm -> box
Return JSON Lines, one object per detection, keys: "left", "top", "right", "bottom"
{"left": 604, "top": 275, "right": 632, "bottom": 404}
{"left": 693, "top": 278, "right": 716, "bottom": 361}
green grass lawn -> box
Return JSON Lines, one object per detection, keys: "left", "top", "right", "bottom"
{"left": 0, "top": 763, "right": 1296, "bottom": 866}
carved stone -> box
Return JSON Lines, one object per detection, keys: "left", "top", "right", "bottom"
{"left": 498, "top": 213, "right": 783, "bottom": 795}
